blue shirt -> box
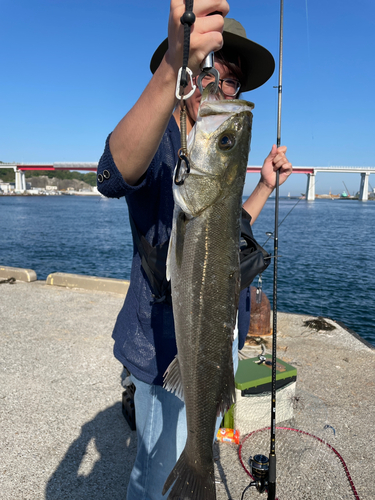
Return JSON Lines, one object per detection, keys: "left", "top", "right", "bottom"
{"left": 97, "top": 116, "right": 250, "bottom": 385}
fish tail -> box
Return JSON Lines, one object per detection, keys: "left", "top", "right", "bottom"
{"left": 162, "top": 449, "right": 216, "bottom": 500}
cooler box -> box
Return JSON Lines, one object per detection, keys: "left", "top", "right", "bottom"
{"left": 223, "top": 355, "right": 297, "bottom": 433}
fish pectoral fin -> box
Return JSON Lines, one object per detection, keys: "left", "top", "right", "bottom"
{"left": 166, "top": 233, "right": 173, "bottom": 282}
{"left": 163, "top": 356, "right": 184, "bottom": 401}
{"left": 166, "top": 208, "right": 179, "bottom": 282}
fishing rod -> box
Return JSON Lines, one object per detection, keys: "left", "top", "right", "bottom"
{"left": 267, "top": 0, "right": 285, "bottom": 496}
{"left": 244, "top": 2, "right": 284, "bottom": 499}
{"left": 268, "top": 0, "right": 284, "bottom": 496}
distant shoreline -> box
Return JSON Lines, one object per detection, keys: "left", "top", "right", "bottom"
{"left": 0, "top": 192, "right": 101, "bottom": 197}
{"left": 2, "top": 192, "right": 375, "bottom": 201}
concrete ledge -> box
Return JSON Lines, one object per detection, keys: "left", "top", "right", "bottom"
{"left": 46, "top": 272, "right": 130, "bottom": 295}
{"left": 0, "top": 265, "right": 37, "bottom": 282}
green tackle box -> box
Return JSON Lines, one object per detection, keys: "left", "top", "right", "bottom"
{"left": 222, "top": 355, "right": 297, "bottom": 429}
{"left": 235, "top": 355, "right": 297, "bottom": 395}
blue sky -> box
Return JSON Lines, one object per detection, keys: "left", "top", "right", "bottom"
{"left": 1, "top": 0, "right": 374, "bottom": 196}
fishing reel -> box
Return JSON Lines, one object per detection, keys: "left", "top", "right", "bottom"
{"left": 248, "top": 454, "right": 269, "bottom": 494}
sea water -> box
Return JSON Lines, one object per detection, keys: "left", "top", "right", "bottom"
{"left": 0, "top": 195, "right": 374, "bottom": 346}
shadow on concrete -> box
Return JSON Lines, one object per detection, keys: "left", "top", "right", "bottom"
{"left": 213, "top": 442, "right": 234, "bottom": 500}
{"left": 45, "top": 402, "right": 137, "bottom": 500}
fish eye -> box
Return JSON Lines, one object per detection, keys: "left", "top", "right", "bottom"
{"left": 218, "top": 133, "right": 236, "bottom": 151}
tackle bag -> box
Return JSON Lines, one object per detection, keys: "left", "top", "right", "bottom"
{"left": 239, "top": 209, "right": 271, "bottom": 290}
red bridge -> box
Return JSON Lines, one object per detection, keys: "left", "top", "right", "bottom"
{"left": 1, "top": 163, "right": 374, "bottom": 201}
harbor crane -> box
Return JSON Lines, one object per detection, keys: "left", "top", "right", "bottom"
{"left": 342, "top": 181, "right": 351, "bottom": 197}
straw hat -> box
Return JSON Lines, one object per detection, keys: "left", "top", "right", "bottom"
{"left": 150, "top": 18, "right": 275, "bottom": 92}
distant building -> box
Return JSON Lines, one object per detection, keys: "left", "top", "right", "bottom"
{"left": 0, "top": 182, "right": 13, "bottom": 193}
{"left": 27, "top": 187, "right": 43, "bottom": 195}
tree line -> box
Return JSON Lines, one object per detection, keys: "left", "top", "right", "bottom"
{"left": 0, "top": 168, "right": 97, "bottom": 186}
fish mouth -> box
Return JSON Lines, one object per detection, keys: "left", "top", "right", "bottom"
{"left": 199, "top": 82, "right": 254, "bottom": 110}
{"left": 194, "top": 83, "right": 254, "bottom": 135}
{"left": 193, "top": 100, "right": 254, "bottom": 137}
{"left": 199, "top": 99, "right": 254, "bottom": 117}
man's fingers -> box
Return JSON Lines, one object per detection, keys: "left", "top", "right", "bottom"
{"left": 193, "top": 0, "right": 230, "bottom": 18}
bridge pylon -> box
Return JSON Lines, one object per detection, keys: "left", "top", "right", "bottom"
{"left": 306, "top": 172, "right": 316, "bottom": 201}
{"left": 15, "top": 170, "right": 26, "bottom": 193}
{"left": 359, "top": 172, "right": 369, "bottom": 201}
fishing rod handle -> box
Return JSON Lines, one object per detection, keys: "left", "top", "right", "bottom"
{"left": 267, "top": 454, "right": 276, "bottom": 500}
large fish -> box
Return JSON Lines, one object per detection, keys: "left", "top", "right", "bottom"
{"left": 163, "top": 88, "right": 254, "bottom": 500}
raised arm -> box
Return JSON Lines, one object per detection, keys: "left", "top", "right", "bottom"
{"left": 109, "top": 0, "right": 229, "bottom": 186}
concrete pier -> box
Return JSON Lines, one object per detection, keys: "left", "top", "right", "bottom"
{"left": 0, "top": 269, "right": 374, "bottom": 500}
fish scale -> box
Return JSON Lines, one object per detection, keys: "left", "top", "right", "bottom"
{"left": 164, "top": 90, "right": 254, "bottom": 500}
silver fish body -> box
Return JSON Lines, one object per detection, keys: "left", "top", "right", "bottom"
{"left": 163, "top": 93, "right": 254, "bottom": 500}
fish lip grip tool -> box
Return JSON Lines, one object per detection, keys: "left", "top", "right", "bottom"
{"left": 197, "top": 52, "right": 220, "bottom": 95}
{"left": 197, "top": 11, "right": 222, "bottom": 94}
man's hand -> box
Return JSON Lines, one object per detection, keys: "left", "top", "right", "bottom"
{"left": 166, "top": 0, "right": 230, "bottom": 76}
{"left": 260, "top": 145, "right": 292, "bottom": 190}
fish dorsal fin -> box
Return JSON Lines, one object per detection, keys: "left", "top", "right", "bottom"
{"left": 163, "top": 356, "right": 184, "bottom": 402}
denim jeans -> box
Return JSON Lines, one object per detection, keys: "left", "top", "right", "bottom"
{"left": 126, "top": 333, "right": 239, "bottom": 500}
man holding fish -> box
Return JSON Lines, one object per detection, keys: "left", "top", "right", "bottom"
{"left": 97, "top": 1, "right": 292, "bottom": 499}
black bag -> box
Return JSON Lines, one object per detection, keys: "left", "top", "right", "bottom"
{"left": 239, "top": 209, "right": 271, "bottom": 290}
